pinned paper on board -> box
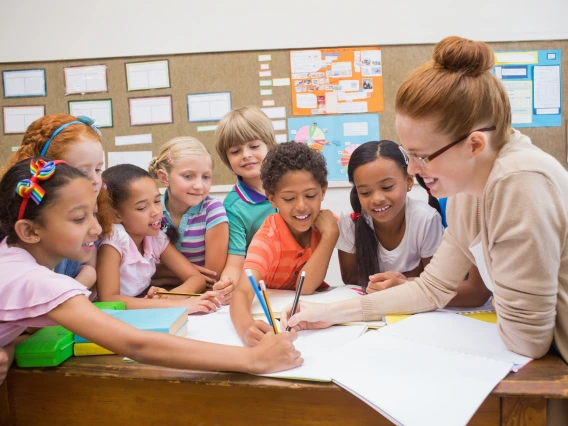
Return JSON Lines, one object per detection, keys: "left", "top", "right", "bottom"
{"left": 3, "top": 105, "right": 45, "bottom": 134}
{"left": 128, "top": 96, "right": 173, "bottom": 126}
{"left": 2, "top": 69, "right": 46, "bottom": 98}
{"left": 64, "top": 65, "right": 108, "bottom": 95}
{"left": 125, "top": 60, "right": 170, "bottom": 91}
{"left": 187, "top": 92, "right": 231, "bottom": 122}
{"left": 68, "top": 100, "right": 113, "bottom": 127}
{"left": 288, "top": 114, "right": 379, "bottom": 181}
{"left": 494, "top": 50, "right": 562, "bottom": 127}
{"left": 290, "top": 47, "right": 384, "bottom": 116}
{"left": 107, "top": 151, "right": 153, "bottom": 170}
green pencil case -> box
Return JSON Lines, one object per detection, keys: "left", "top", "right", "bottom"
{"left": 15, "top": 325, "right": 74, "bottom": 368}
{"left": 93, "top": 301, "right": 126, "bottom": 310}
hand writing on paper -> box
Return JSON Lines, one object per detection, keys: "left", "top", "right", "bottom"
{"left": 367, "top": 271, "right": 407, "bottom": 293}
{"left": 280, "top": 301, "right": 334, "bottom": 332}
{"left": 250, "top": 330, "right": 303, "bottom": 374}
{"left": 241, "top": 320, "right": 273, "bottom": 347}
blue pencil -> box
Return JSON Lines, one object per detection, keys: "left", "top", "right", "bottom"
{"left": 245, "top": 269, "right": 273, "bottom": 326}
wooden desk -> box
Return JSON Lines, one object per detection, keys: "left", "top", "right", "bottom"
{"left": 1, "top": 354, "right": 567, "bottom": 426}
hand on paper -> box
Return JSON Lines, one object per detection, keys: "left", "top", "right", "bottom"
{"left": 186, "top": 291, "right": 222, "bottom": 314}
{"left": 250, "top": 330, "right": 303, "bottom": 374}
{"left": 367, "top": 271, "right": 407, "bottom": 293}
{"left": 280, "top": 301, "right": 334, "bottom": 332}
{"left": 242, "top": 320, "right": 273, "bottom": 347}
{"left": 212, "top": 276, "right": 235, "bottom": 305}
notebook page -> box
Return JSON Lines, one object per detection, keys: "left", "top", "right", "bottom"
{"left": 326, "top": 331, "right": 513, "bottom": 426}
{"left": 380, "top": 312, "right": 532, "bottom": 371}
{"left": 186, "top": 312, "right": 367, "bottom": 381}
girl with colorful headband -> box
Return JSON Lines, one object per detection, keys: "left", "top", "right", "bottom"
{"left": 0, "top": 157, "right": 303, "bottom": 385}
{"left": 0, "top": 114, "right": 106, "bottom": 293}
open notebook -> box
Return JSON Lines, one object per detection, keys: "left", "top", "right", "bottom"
{"left": 325, "top": 312, "right": 532, "bottom": 426}
{"left": 185, "top": 312, "right": 367, "bottom": 381}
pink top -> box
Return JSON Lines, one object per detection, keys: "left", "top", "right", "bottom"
{"left": 0, "top": 238, "right": 91, "bottom": 347}
{"left": 100, "top": 224, "right": 169, "bottom": 297}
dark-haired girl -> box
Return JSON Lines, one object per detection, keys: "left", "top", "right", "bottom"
{"left": 337, "top": 140, "right": 443, "bottom": 290}
{"left": 96, "top": 164, "right": 224, "bottom": 312}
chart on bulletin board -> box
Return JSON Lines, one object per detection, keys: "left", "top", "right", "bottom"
{"left": 290, "top": 47, "right": 384, "bottom": 116}
{"left": 288, "top": 114, "right": 379, "bottom": 181}
{"left": 494, "top": 50, "right": 562, "bottom": 127}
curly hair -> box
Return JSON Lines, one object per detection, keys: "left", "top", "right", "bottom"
{"left": 260, "top": 142, "right": 328, "bottom": 194}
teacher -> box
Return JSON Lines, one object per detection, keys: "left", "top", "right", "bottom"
{"left": 281, "top": 36, "right": 568, "bottom": 361}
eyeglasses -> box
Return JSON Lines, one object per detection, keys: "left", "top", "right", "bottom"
{"left": 398, "top": 125, "right": 496, "bottom": 168}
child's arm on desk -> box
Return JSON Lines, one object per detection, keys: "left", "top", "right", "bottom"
{"left": 0, "top": 341, "right": 15, "bottom": 385}
{"left": 96, "top": 244, "right": 219, "bottom": 313}
{"left": 299, "top": 210, "right": 339, "bottom": 294}
{"left": 230, "top": 269, "right": 272, "bottom": 347}
{"left": 74, "top": 249, "right": 98, "bottom": 289}
{"left": 48, "top": 295, "right": 303, "bottom": 374}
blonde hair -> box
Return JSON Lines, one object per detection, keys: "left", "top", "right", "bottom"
{"left": 396, "top": 36, "right": 511, "bottom": 148}
{"left": 215, "top": 106, "right": 277, "bottom": 170}
{"left": 148, "top": 136, "right": 213, "bottom": 178}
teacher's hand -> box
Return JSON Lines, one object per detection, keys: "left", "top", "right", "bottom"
{"left": 280, "top": 301, "right": 335, "bottom": 332}
{"left": 367, "top": 271, "right": 407, "bottom": 293}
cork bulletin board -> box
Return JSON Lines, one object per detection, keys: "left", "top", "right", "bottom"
{"left": 1, "top": 39, "right": 566, "bottom": 185}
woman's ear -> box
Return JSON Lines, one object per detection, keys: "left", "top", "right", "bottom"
{"left": 156, "top": 169, "right": 169, "bottom": 186}
{"left": 14, "top": 219, "right": 41, "bottom": 244}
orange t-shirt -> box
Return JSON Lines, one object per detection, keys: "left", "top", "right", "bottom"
{"left": 243, "top": 213, "right": 329, "bottom": 290}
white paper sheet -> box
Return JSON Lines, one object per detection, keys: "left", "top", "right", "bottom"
{"left": 129, "top": 97, "right": 172, "bottom": 125}
{"left": 343, "top": 122, "right": 368, "bottom": 136}
{"left": 501, "top": 67, "right": 527, "bottom": 77}
{"left": 273, "top": 78, "right": 291, "bottom": 86}
{"left": 296, "top": 93, "right": 317, "bottom": 109}
{"left": 260, "top": 64, "right": 270, "bottom": 70}
{"left": 260, "top": 89, "right": 272, "bottom": 96}
{"left": 262, "top": 100, "right": 275, "bottom": 107}
{"left": 325, "top": 92, "right": 338, "bottom": 114}
{"left": 260, "top": 106, "right": 286, "bottom": 119}
{"left": 533, "top": 65, "right": 561, "bottom": 109}
{"left": 258, "top": 54, "right": 271, "bottom": 62}
{"left": 3, "top": 106, "right": 44, "bottom": 133}
{"left": 275, "top": 134, "right": 288, "bottom": 143}
{"left": 3, "top": 70, "right": 46, "bottom": 97}
{"left": 337, "top": 102, "right": 368, "bottom": 114}
{"left": 327, "top": 331, "right": 513, "bottom": 426}
{"left": 107, "top": 151, "right": 153, "bottom": 170}
{"left": 259, "top": 70, "right": 272, "bottom": 77}
{"left": 187, "top": 92, "right": 231, "bottom": 122}
{"left": 186, "top": 312, "right": 367, "bottom": 381}
{"left": 64, "top": 65, "right": 107, "bottom": 94}
{"left": 272, "top": 120, "right": 286, "bottom": 131}
{"left": 291, "top": 50, "right": 323, "bottom": 73}
{"left": 69, "top": 100, "right": 112, "bottom": 127}
{"left": 126, "top": 60, "right": 169, "bottom": 91}
{"left": 115, "top": 133, "right": 152, "bottom": 147}
{"left": 502, "top": 80, "right": 533, "bottom": 124}
{"left": 249, "top": 285, "right": 362, "bottom": 318}
{"left": 495, "top": 52, "right": 537, "bottom": 64}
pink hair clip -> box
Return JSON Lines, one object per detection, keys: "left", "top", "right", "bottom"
{"left": 166, "top": 149, "right": 172, "bottom": 163}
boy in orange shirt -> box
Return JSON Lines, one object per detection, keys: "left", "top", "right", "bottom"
{"left": 230, "top": 142, "right": 339, "bottom": 346}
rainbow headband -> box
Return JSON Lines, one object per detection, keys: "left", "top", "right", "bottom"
{"left": 16, "top": 159, "right": 67, "bottom": 220}
{"left": 40, "top": 116, "right": 102, "bottom": 157}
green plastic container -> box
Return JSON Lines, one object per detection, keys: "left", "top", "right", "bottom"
{"left": 93, "top": 301, "right": 126, "bottom": 310}
{"left": 15, "top": 325, "right": 74, "bottom": 367}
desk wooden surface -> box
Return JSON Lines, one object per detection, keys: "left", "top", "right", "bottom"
{"left": 2, "top": 354, "right": 567, "bottom": 425}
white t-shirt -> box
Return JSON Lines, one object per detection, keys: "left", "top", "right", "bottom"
{"left": 336, "top": 197, "right": 443, "bottom": 273}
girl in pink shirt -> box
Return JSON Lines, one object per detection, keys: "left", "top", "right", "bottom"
{"left": 0, "top": 157, "right": 302, "bottom": 384}
{"left": 97, "top": 164, "right": 226, "bottom": 311}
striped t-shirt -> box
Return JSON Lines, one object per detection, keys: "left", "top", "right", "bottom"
{"left": 161, "top": 192, "right": 228, "bottom": 266}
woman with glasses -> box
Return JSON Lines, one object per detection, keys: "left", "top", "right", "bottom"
{"left": 281, "top": 36, "right": 568, "bottom": 363}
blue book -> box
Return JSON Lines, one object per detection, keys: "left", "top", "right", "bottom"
{"left": 74, "top": 308, "right": 188, "bottom": 343}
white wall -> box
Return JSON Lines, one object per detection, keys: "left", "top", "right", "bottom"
{"left": 1, "top": 0, "right": 567, "bottom": 63}
{"left": 208, "top": 182, "right": 429, "bottom": 286}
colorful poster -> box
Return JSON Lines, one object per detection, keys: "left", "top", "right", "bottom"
{"left": 290, "top": 47, "right": 384, "bottom": 116}
{"left": 288, "top": 114, "right": 379, "bottom": 181}
{"left": 494, "top": 50, "right": 562, "bottom": 127}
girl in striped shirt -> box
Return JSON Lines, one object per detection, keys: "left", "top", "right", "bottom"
{"left": 149, "top": 137, "right": 229, "bottom": 289}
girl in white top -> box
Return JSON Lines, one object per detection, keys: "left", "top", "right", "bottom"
{"left": 337, "top": 140, "right": 443, "bottom": 290}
